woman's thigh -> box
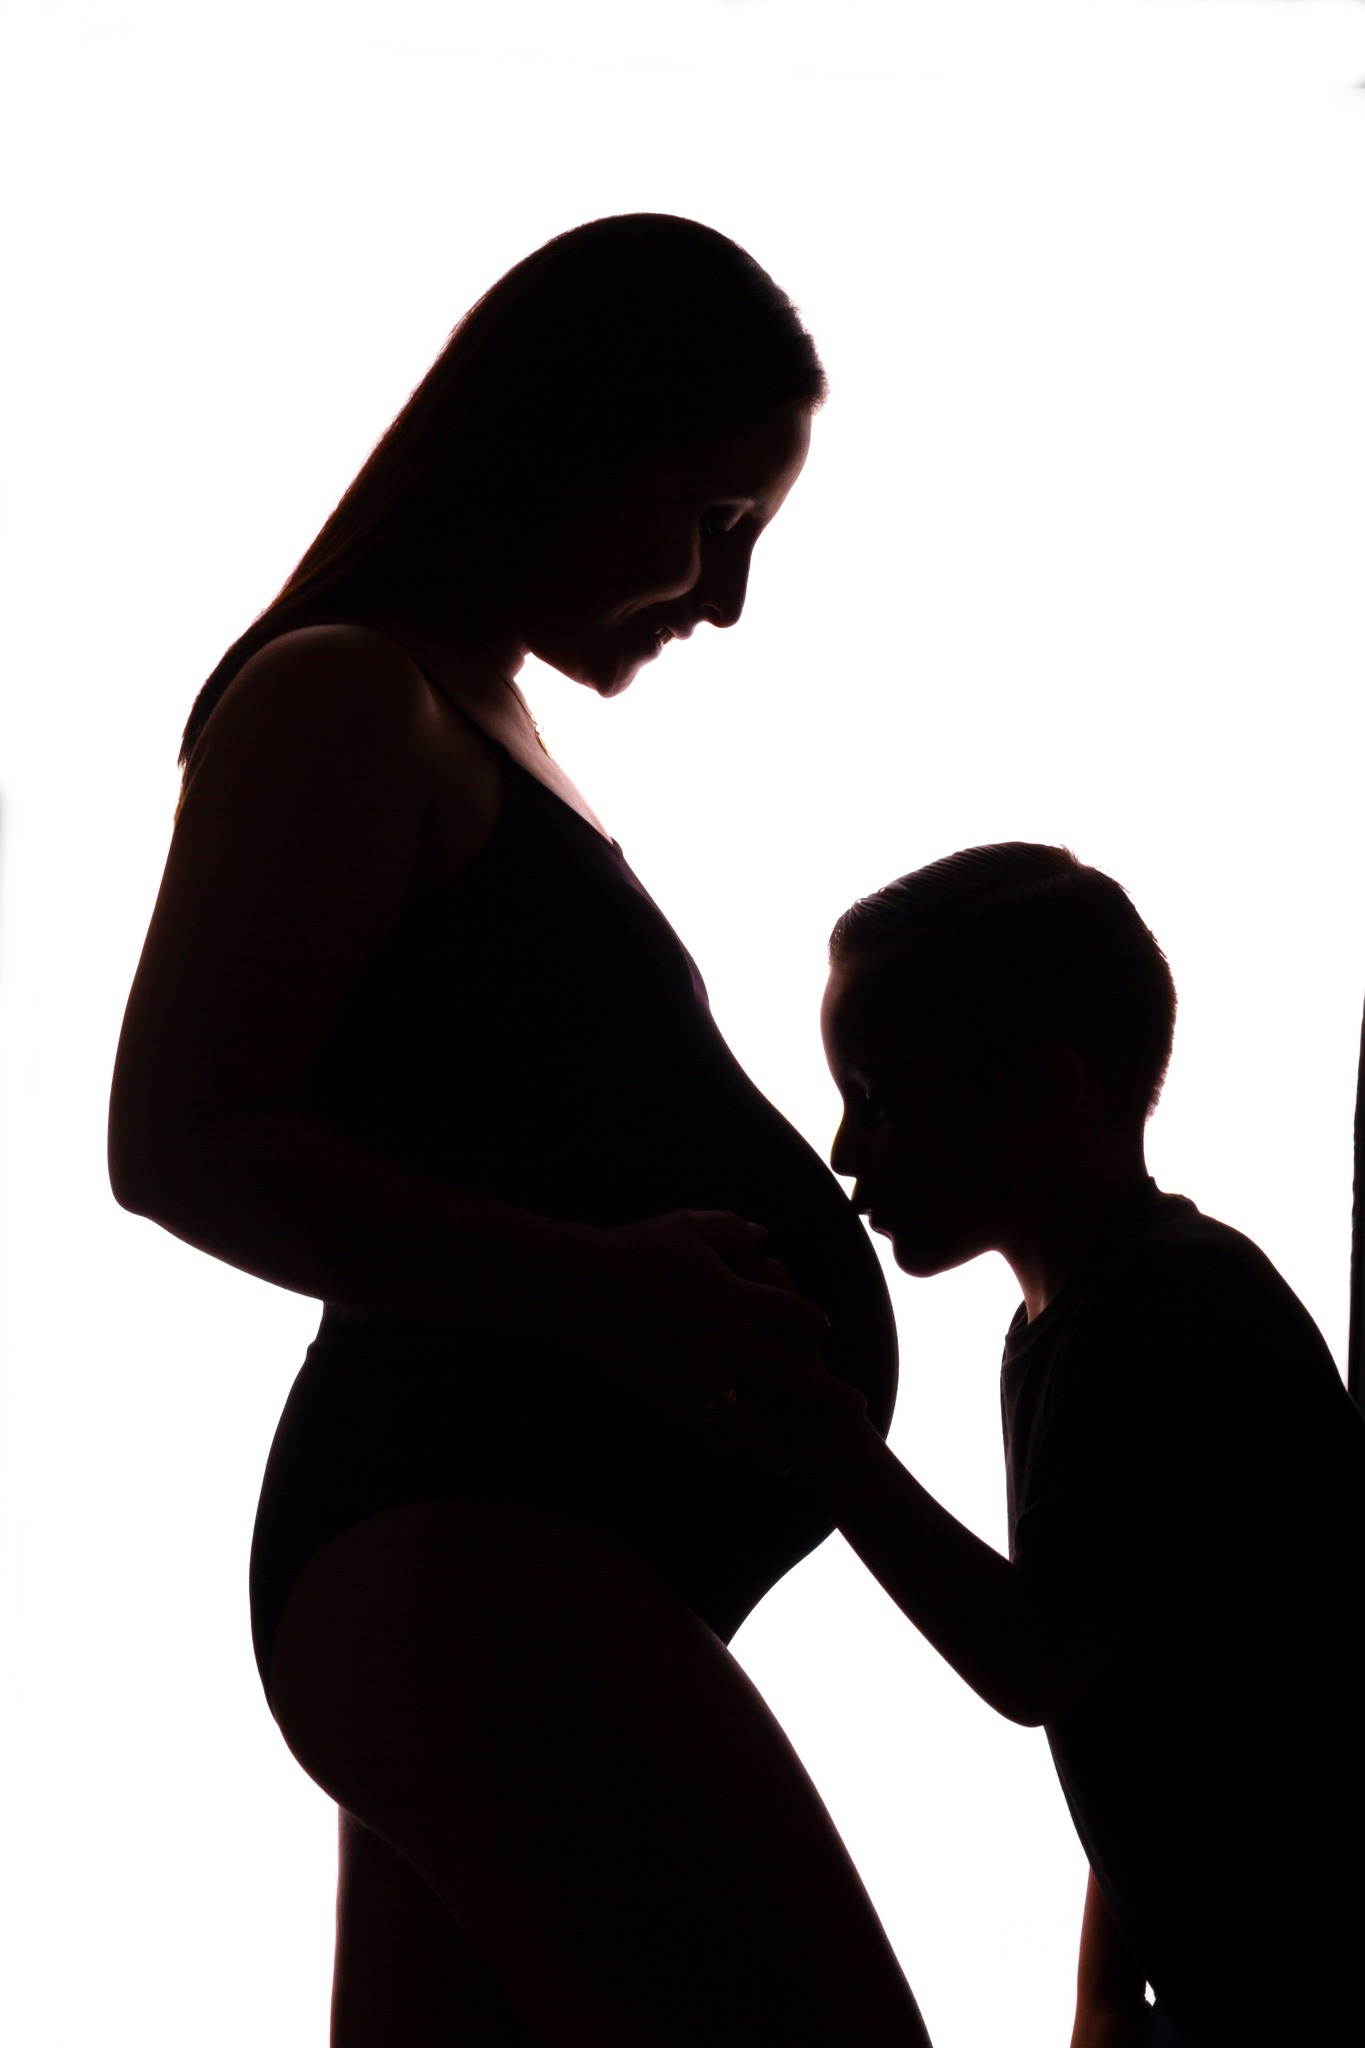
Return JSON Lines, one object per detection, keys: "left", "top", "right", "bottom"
{"left": 269, "top": 1501, "right": 930, "bottom": 2048}
{"left": 332, "top": 1809, "right": 543, "bottom": 2048}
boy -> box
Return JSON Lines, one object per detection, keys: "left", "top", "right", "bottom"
{"left": 782, "top": 843, "right": 1363, "bottom": 2047}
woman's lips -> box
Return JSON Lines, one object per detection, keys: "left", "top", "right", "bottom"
{"left": 646, "top": 611, "right": 696, "bottom": 646}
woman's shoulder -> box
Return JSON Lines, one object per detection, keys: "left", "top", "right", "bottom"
{"left": 187, "top": 621, "right": 493, "bottom": 803}
{"left": 220, "top": 621, "right": 436, "bottom": 736}
{"left": 195, "top": 621, "right": 511, "bottom": 897}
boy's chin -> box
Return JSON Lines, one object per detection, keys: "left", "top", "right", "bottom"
{"left": 892, "top": 1245, "right": 960, "bottom": 1279}
{"left": 876, "top": 1222, "right": 979, "bottom": 1280}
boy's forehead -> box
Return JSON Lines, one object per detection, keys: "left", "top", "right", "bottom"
{"left": 823, "top": 959, "right": 904, "bottom": 1058}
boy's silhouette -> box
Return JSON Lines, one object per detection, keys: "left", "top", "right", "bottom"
{"left": 778, "top": 843, "right": 1364, "bottom": 2048}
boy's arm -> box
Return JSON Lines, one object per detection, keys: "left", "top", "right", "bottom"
{"left": 1070, "top": 1867, "right": 1149, "bottom": 2048}
{"left": 788, "top": 1408, "right": 1110, "bottom": 1725}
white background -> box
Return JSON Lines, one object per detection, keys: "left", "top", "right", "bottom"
{"left": 2, "top": 2, "right": 1363, "bottom": 2042}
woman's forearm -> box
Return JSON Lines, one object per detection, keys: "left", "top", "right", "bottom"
{"left": 790, "top": 1414, "right": 1103, "bottom": 1725}
{"left": 110, "top": 1098, "right": 608, "bottom": 1334}
{"left": 109, "top": 1099, "right": 829, "bottom": 1439}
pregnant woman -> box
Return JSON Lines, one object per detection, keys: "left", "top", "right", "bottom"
{"left": 109, "top": 214, "right": 927, "bottom": 2047}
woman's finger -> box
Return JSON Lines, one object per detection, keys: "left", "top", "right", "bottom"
{"left": 682, "top": 1209, "right": 770, "bottom": 1257}
{"left": 751, "top": 1285, "right": 831, "bottom": 1347}
{"left": 725, "top": 1252, "right": 796, "bottom": 1290}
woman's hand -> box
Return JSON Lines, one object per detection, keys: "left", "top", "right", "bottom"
{"left": 718, "top": 1239, "right": 871, "bottom": 1468}
{"left": 569, "top": 1211, "right": 839, "bottom": 1470}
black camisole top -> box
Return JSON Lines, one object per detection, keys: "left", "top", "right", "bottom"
{"left": 249, "top": 741, "right": 897, "bottom": 1684}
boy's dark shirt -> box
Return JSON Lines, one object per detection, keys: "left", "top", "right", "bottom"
{"left": 1001, "top": 1182, "right": 1364, "bottom": 2045}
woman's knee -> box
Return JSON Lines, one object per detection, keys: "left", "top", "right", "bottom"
{"left": 332, "top": 1812, "right": 543, "bottom": 2048}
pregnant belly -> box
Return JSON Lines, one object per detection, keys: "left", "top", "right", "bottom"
{"left": 250, "top": 1312, "right": 842, "bottom": 1687}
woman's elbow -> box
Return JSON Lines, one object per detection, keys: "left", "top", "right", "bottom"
{"left": 107, "top": 1077, "right": 197, "bottom": 1222}
{"left": 1005, "top": 1701, "right": 1046, "bottom": 1729}
{"left": 988, "top": 1681, "right": 1053, "bottom": 1729}
{"left": 107, "top": 1115, "right": 171, "bottom": 1219}
{"left": 989, "top": 1646, "right": 1102, "bottom": 1728}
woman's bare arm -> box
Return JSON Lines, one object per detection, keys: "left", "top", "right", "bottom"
{"left": 110, "top": 627, "right": 829, "bottom": 1413}
{"left": 111, "top": 626, "right": 545, "bottom": 1315}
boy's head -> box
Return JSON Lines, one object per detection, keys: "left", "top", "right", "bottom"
{"left": 822, "top": 844, "right": 1176, "bottom": 1278}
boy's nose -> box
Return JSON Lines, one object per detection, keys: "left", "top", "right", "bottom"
{"left": 830, "top": 1119, "right": 869, "bottom": 1194}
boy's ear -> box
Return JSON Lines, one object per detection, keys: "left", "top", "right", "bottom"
{"left": 1018, "top": 1040, "right": 1089, "bottom": 1115}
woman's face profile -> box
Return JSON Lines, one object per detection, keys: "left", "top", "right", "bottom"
{"left": 517, "top": 402, "right": 812, "bottom": 697}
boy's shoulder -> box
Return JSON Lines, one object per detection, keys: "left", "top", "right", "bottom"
{"left": 1003, "top": 1182, "right": 1362, "bottom": 1561}
{"left": 1062, "top": 1182, "right": 1302, "bottom": 1319}
{"left": 1020, "top": 1182, "right": 1345, "bottom": 1422}
{"left": 1096, "top": 1187, "right": 1292, "bottom": 1317}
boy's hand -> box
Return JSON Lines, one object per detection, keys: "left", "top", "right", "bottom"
{"left": 572, "top": 1213, "right": 831, "bottom": 1476}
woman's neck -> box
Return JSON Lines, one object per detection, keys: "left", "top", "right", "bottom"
{"left": 359, "top": 597, "right": 535, "bottom": 738}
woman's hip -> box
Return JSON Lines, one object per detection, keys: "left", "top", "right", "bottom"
{"left": 249, "top": 1319, "right": 830, "bottom": 1686}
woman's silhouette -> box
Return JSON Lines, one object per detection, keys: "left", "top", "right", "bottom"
{"left": 109, "top": 215, "right": 929, "bottom": 2046}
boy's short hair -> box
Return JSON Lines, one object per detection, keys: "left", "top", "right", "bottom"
{"left": 829, "top": 844, "right": 1177, "bottom": 1120}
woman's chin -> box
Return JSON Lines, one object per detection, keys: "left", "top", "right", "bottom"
{"left": 541, "top": 647, "right": 640, "bottom": 698}
{"left": 593, "top": 653, "right": 649, "bottom": 698}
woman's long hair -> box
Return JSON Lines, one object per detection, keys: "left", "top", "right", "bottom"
{"left": 180, "top": 213, "right": 826, "bottom": 776}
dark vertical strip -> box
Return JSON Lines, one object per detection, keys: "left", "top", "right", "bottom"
{"left": 1350, "top": 995, "right": 1365, "bottom": 1409}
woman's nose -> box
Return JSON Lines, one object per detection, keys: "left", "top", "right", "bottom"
{"left": 695, "top": 545, "right": 753, "bottom": 629}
